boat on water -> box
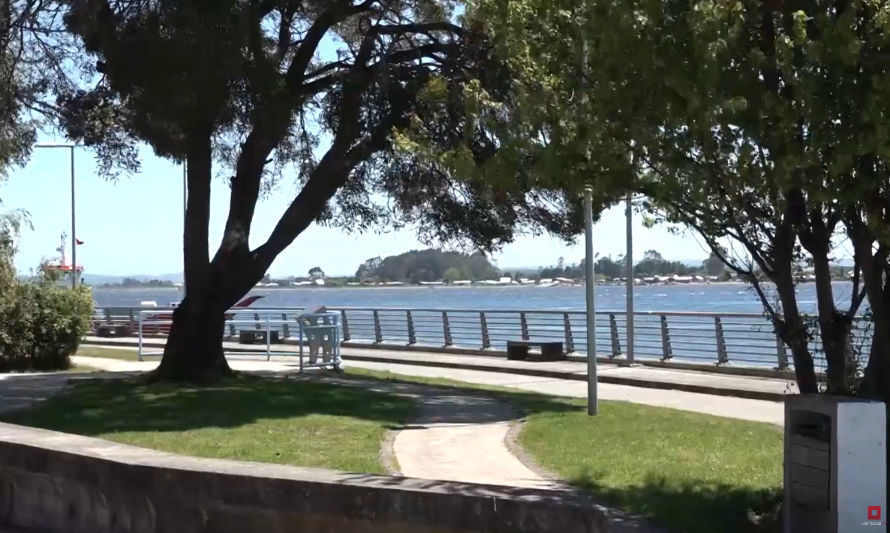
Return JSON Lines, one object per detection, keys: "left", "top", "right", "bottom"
{"left": 41, "top": 233, "right": 83, "bottom": 284}
{"left": 92, "top": 295, "right": 266, "bottom": 337}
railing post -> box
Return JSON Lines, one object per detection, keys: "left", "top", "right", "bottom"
{"left": 609, "top": 313, "right": 621, "bottom": 358}
{"left": 660, "top": 315, "right": 673, "bottom": 361}
{"left": 407, "top": 310, "right": 417, "bottom": 346}
{"left": 266, "top": 312, "right": 271, "bottom": 361}
{"left": 281, "top": 313, "right": 290, "bottom": 339}
{"left": 563, "top": 313, "right": 575, "bottom": 353}
{"left": 480, "top": 312, "right": 491, "bottom": 349}
{"left": 776, "top": 332, "right": 789, "bottom": 370}
{"left": 520, "top": 312, "right": 529, "bottom": 340}
{"left": 103, "top": 307, "right": 112, "bottom": 324}
{"left": 254, "top": 312, "right": 261, "bottom": 331}
{"left": 442, "top": 311, "right": 453, "bottom": 347}
{"left": 340, "top": 309, "right": 351, "bottom": 341}
{"left": 714, "top": 317, "right": 728, "bottom": 365}
{"left": 137, "top": 311, "right": 143, "bottom": 361}
{"left": 373, "top": 310, "right": 383, "bottom": 344}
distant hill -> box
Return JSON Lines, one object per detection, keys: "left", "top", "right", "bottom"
{"left": 355, "top": 249, "right": 500, "bottom": 283}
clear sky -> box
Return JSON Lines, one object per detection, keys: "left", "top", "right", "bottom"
{"left": 1, "top": 138, "right": 711, "bottom": 278}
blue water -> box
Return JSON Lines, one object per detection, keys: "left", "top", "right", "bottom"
{"left": 91, "top": 281, "right": 858, "bottom": 314}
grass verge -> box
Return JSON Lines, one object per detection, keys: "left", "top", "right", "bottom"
{"left": 74, "top": 346, "right": 140, "bottom": 360}
{"left": 1, "top": 374, "right": 413, "bottom": 473}
{"left": 344, "top": 367, "right": 783, "bottom": 533}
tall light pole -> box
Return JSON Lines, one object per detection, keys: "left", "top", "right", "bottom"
{"left": 35, "top": 143, "right": 77, "bottom": 288}
{"left": 625, "top": 191, "right": 635, "bottom": 365}
{"left": 182, "top": 160, "right": 187, "bottom": 300}
{"left": 584, "top": 186, "right": 598, "bottom": 416}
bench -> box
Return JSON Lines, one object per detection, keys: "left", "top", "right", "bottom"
{"left": 506, "top": 340, "right": 565, "bottom": 362}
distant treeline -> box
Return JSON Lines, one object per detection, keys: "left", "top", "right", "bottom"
{"left": 95, "top": 278, "right": 177, "bottom": 288}
{"left": 355, "top": 249, "right": 500, "bottom": 283}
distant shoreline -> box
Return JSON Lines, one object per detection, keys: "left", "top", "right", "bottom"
{"left": 89, "top": 279, "right": 854, "bottom": 291}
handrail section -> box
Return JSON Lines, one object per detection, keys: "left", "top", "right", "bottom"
{"left": 97, "top": 305, "right": 874, "bottom": 371}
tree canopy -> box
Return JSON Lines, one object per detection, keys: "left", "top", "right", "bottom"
{"left": 355, "top": 248, "right": 498, "bottom": 283}
{"left": 53, "top": 0, "right": 592, "bottom": 380}
{"left": 474, "top": 0, "right": 890, "bottom": 397}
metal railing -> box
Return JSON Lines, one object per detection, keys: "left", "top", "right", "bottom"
{"left": 95, "top": 305, "right": 873, "bottom": 371}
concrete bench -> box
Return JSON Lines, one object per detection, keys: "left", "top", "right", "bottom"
{"left": 506, "top": 340, "right": 565, "bottom": 362}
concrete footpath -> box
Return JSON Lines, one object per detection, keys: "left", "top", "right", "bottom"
{"left": 86, "top": 336, "right": 798, "bottom": 401}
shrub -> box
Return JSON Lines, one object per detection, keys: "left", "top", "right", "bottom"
{"left": 0, "top": 281, "right": 93, "bottom": 372}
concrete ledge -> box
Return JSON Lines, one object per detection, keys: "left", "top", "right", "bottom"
{"left": 0, "top": 423, "right": 607, "bottom": 533}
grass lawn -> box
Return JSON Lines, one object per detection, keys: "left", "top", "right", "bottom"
{"left": 74, "top": 346, "right": 140, "bottom": 360}
{"left": 344, "top": 368, "right": 783, "bottom": 533}
{"left": 2, "top": 374, "right": 414, "bottom": 473}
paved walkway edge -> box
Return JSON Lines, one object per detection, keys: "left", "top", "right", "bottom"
{"left": 82, "top": 340, "right": 787, "bottom": 401}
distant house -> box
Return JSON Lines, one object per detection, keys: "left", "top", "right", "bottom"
{"left": 385, "top": 281, "right": 404, "bottom": 286}
{"left": 671, "top": 275, "right": 693, "bottom": 283}
{"left": 452, "top": 280, "right": 472, "bottom": 286}
{"left": 420, "top": 281, "right": 444, "bottom": 286}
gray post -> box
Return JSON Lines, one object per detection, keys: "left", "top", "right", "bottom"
{"left": 340, "top": 309, "right": 350, "bottom": 341}
{"left": 407, "top": 310, "right": 416, "bottom": 346}
{"left": 714, "top": 316, "right": 728, "bottom": 365}
{"left": 563, "top": 312, "right": 575, "bottom": 353}
{"left": 442, "top": 311, "right": 453, "bottom": 347}
{"left": 625, "top": 191, "right": 634, "bottom": 364}
{"left": 520, "top": 312, "right": 530, "bottom": 341}
{"left": 373, "top": 310, "right": 382, "bottom": 344}
{"left": 609, "top": 313, "right": 621, "bottom": 357}
{"left": 182, "top": 160, "right": 187, "bottom": 299}
{"left": 70, "top": 147, "right": 76, "bottom": 288}
{"left": 776, "top": 333, "right": 789, "bottom": 370}
{"left": 281, "top": 313, "right": 290, "bottom": 339}
{"left": 480, "top": 312, "right": 491, "bottom": 349}
{"left": 584, "top": 185, "right": 598, "bottom": 415}
{"left": 660, "top": 315, "right": 673, "bottom": 361}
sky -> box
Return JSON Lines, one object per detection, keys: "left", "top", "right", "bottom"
{"left": 0, "top": 138, "right": 712, "bottom": 278}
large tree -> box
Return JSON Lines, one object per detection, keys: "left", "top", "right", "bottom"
{"left": 58, "top": 0, "right": 582, "bottom": 381}
{"left": 473, "top": 0, "right": 890, "bottom": 399}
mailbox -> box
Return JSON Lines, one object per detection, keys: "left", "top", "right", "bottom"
{"left": 784, "top": 395, "right": 885, "bottom": 533}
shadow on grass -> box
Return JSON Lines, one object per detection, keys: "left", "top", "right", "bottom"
{"left": 0, "top": 374, "right": 413, "bottom": 436}
{"left": 569, "top": 471, "right": 782, "bottom": 533}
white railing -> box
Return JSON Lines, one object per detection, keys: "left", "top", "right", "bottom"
{"left": 96, "top": 305, "right": 874, "bottom": 373}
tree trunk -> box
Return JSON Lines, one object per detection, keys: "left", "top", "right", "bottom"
{"left": 811, "top": 250, "right": 855, "bottom": 393}
{"left": 155, "top": 298, "right": 231, "bottom": 382}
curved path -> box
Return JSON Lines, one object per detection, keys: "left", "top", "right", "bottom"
{"left": 391, "top": 391, "right": 555, "bottom": 489}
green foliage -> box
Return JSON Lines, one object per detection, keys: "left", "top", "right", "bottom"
{"left": 442, "top": 266, "right": 463, "bottom": 284}
{"left": 0, "top": 219, "right": 92, "bottom": 372}
{"left": 634, "top": 250, "right": 692, "bottom": 277}
{"left": 0, "top": 279, "right": 93, "bottom": 372}
{"left": 357, "top": 249, "right": 498, "bottom": 283}
{"left": 475, "top": 0, "right": 890, "bottom": 395}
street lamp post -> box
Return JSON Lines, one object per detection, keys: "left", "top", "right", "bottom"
{"left": 625, "top": 191, "right": 635, "bottom": 365}
{"left": 584, "top": 186, "right": 598, "bottom": 416}
{"left": 35, "top": 144, "right": 77, "bottom": 289}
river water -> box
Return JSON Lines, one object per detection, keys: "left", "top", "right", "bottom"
{"left": 91, "top": 281, "right": 859, "bottom": 314}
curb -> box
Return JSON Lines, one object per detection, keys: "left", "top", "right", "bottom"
{"left": 81, "top": 340, "right": 788, "bottom": 402}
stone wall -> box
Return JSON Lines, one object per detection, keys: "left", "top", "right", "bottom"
{"left": 0, "top": 423, "right": 607, "bottom": 533}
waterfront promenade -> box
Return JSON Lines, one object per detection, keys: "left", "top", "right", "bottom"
{"left": 79, "top": 338, "right": 789, "bottom": 423}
